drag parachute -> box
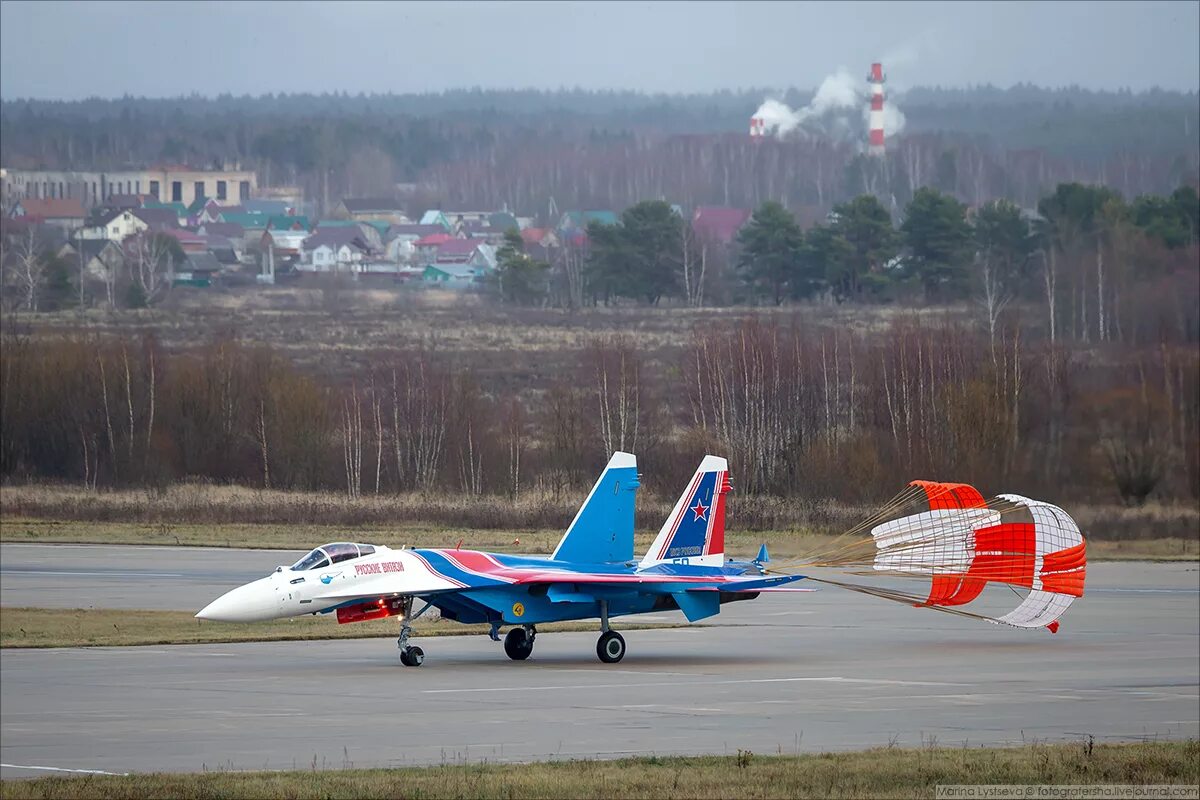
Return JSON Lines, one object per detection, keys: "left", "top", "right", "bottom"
{"left": 784, "top": 480, "right": 1087, "bottom": 633}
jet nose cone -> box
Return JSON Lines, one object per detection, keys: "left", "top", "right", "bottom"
{"left": 195, "top": 578, "right": 278, "bottom": 622}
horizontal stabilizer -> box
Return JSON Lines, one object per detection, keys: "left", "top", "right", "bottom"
{"left": 671, "top": 589, "right": 720, "bottom": 622}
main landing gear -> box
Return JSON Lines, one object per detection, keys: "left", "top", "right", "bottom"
{"left": 503, "top": 626, "right": 536, "bottom": 660}
{"left": 396, "top": 596, "right": 432, "bottom": 667}
{"left": 596, "top": 599, "right": 626, "bottom": 663}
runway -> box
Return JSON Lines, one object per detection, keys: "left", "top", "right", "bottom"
{"left": 1, "top": 545, "right": 1197, "bottom": 779}
{"left": 0, "top": 543, "right": 304, "bottom": 610}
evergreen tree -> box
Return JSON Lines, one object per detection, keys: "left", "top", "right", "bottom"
{"left": 829, "top": 195, "right": 898, "bottom": 302}
{"left": 736, "top": 201, "right": 804, "bottom": 305}
{"left": 902, "top": 187, "right": 974, "bottom": 301}
{"left": 494, "top": 228, "right": 549, "bottom": 305}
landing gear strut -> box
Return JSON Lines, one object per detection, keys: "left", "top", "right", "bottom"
{"left": 396, "top": 596, "right": 432, "bottom": 667}
{"left": 596, "top": 599, "right": 626, "bottom": 663}
{"left": 503, "top": 625, "right": 536, "bottom": 660}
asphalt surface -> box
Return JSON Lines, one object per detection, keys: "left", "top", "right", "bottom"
{"left": 0, "top": 544, "right": 1197, "bottom": 779}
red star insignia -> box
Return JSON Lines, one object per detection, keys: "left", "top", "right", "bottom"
{"left": 690, "top": 499, "right": 708, "bottom": 521}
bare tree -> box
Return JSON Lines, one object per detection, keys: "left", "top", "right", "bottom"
{"left": 679, "top": 222, "right": 708, "bottom": 308}
{"left": 127, "top": 232, "right": 177, "bottom": 305}
{"left": 14, "top": 225, "right": 43, "bottom": 311}
{"left": 593, "top": 337, "right": 642, "bottom": 456}
{"left": 975, "top": 253, "right": 1012, "bottom": 361}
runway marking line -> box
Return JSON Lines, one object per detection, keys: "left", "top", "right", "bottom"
{"left": 1, "top": 763, "right": 128, "bottom": 776}
{"left": 423, "top": 675, "right": 969, "bottom": 695}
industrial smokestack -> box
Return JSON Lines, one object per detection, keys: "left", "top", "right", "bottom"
{"left": 867, "top": 62, "right": 886, "bottom": 156}
{"left": 749, "top": 116, "right": 765, "bottom": 140}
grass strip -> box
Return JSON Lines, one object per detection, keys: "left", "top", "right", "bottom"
{"left": 0, "top": 607, "right": 683, "bottom": 649}
{"left": 3, "top": 741, "right": 1197, "bottom": 799}
{"left": 2, "top": 517, "right": 1196, "bottom": 561}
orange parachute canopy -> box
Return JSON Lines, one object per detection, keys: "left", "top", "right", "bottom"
{"left": 798, "top": 481, "right": 1086, "bottom": 633}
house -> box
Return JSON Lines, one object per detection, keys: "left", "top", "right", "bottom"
{"left": 419, "top": 210, "right": 453, "bottom": 231}
{"left": 56, "top": 239, "right": 125, "bottom": 281}
{"left": 520, "top": 228, "right": 559, "bottom": 248}
{"left": 434, "top": 238, "right": 496, "bottom": 270}
{"left": 205, "top": 235, "right": 241, "bottom": 267}
{"left": 78, "top": 208, "right": 150, "bottom": 241}
{"left": 691, "top": 206, "right": 752, "bottom": 246}
{"left": 414, "top": 232, "right": 455, "bottom": 261}
{"left": 444, "top": 210, "right": 493, "bottom": 228}
{"left": 142, "top": 200, "right": 188, "bottom": 222}
{"left": 132, "top": 207, "right": 182, "bottom": 232}
{"left": 261, "top": 229, "right": 307, "bottom": 260}
{"left": 334, "top": 198, "right": 410, "bottom": 225}
{"left": 460, "top": 220, "right": 508, "bottom": 244}
{"left": 266, "top": 215, "right": 310, "bottom": 232}
{"left": 422, "top": 264, "right": 484, "bottom": 286}
{"left": 196, "top": 222, "right": 245, "bottom": 240}
{"left": 313, "top": 219, "right": 382, "bottom": 251}
{"left": 300, "top": 227, "right": 369, "bottom": 271}
{"left": 9, "top": 197, "right": 86, "bottom": 229}
{"left": 197, "top": 200, "right": 237, "bottom": 225}
{"left": 244, "top": 199, "right": 293, "bottom": 216}
{"left": 174, "top": 252, "right": 223, "bottom": 287}
{"left": 159, "top": 228, "right": 207, "bottom": 253}
{"left": 384, "top": 224, "right": 445, "bottom": 262}
{"left": 558, "top": 210, "right": 619, "bottom": 235}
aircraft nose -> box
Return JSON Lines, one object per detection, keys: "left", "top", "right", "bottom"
{"left": 195, "top": 577, "right": 278, "bottom": 622}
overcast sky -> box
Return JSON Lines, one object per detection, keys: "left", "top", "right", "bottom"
{"left": 2, "top": 0, "right": 1197, "bottom": 100}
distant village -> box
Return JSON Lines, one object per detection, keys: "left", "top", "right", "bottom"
{"left": 0, "top": 164, "right": 751, "bottom": 301}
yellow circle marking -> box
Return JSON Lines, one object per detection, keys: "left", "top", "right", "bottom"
{"left": 512, "top": 602, "right": 525, "bottom": 617}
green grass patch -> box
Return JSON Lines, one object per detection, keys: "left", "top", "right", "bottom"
{"left": 0, "top": 607, "right": 683, "bottom": 649}
{"left": 3, "top": 741, "right": 1197, "bottom": 799}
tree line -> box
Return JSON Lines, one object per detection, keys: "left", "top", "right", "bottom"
{"left": 3, "top": 87, "right": 1196, "bottom": 216}
{"left": 492, "top": 183, "right": 1199, "bottom": 346}
{"left": 2, "top": 316, "right": 1196, "bottom": 512}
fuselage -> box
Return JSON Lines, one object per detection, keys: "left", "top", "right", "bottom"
{"left": 195, "top": 543, "right": 766, "bottom": 625}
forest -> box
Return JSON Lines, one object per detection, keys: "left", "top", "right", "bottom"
{"left": 2, "top": 86, "right": 1198, "bottom": 215}
{"left": 1, "top": 88, "right": 1198, "bottom": 534}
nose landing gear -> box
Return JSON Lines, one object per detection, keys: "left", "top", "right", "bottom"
{"left": 396, "top": 596, "right": 432, "bottom": 667}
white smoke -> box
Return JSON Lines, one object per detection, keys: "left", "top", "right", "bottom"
{"left": 753, "top": 66, "right": 906, "bottom": 144}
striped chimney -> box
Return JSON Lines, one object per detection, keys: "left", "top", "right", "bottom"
{"left": 867, "top": 62, "right": 885, "bottom": 156}
{"left": 749, "top": 116, "right": 765, "bottom": 140}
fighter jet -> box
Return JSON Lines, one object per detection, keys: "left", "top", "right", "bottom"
{"left": 196, "top": 453, "right": 809, "bottom": 666}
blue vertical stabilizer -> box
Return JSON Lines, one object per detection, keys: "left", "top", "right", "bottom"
{"left": 551, "top": 452, "right": 639, "bottom": 564}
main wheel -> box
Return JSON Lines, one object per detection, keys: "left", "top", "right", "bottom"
{"left": 596, "top": 631, "right": 626, "bottom": 663}
{"left": 504, "top": 627, "right": 534, "bottom": 660}
{"left": 401, "top": 646, "right": 424, "bottom": 667}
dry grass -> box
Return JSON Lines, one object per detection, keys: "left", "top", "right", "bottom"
{"left": 3, "top": 482, "right": 1196, "bottom": 545}
{"left": 3, "top": 741, "right": 1196, "bottom": 799}
{"left": 0, "top": 607, "right": 684, "bottom": 649}
{"left": 0, "top": 516, "right": 847, "bottom": 564}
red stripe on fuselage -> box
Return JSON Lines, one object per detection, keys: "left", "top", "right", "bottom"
{"left": 408, "top": 551, "right": 469, "bottom": 588}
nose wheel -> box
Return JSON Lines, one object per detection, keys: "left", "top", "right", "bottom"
{"left": 400, "top": 645, "right": 424, "bottom": 667}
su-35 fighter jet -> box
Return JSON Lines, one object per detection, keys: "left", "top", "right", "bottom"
{"left": 196, "top": 453, "right": 809, "bottom": 666}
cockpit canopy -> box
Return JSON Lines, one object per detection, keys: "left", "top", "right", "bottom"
{"left": 290, "top": 542, "right": 376, "bottom": 571}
